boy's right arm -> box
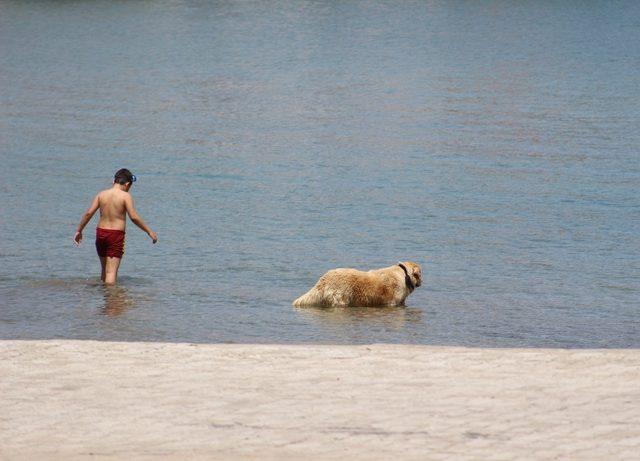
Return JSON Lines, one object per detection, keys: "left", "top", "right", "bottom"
{"left": 124, "top": 195, "right": 158, "bottom": 243}
{"left": 74, "top": 194, "right": 100, "bottom": 245}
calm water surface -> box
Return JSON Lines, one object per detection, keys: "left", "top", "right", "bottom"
{"left": 1, "top": 1, "right": 639, "bottom": 347}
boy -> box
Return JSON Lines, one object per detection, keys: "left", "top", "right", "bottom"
{"left": 74, "top": 168, "right": 158, "bottom": 284}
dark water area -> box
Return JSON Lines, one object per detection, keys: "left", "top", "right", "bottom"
{"left": 1, "top": 1, "right": 639, "bottom": 347}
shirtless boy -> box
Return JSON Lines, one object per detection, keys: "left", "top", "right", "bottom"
{"left": 74, "top": 168, "right": 158, "bottom": 284}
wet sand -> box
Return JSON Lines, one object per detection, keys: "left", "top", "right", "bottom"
{"left": 1, "top": 340, "right": 639, "bottom": 460}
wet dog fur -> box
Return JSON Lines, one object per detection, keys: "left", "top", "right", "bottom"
{"left": 293, "top": 262, "right": 422, "bottom": 307}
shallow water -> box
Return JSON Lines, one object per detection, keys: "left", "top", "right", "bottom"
{"left": 1, "top": 0, "right": 639, "bottom": 347}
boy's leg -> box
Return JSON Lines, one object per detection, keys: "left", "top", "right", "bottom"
{"left": 99, "top": 257, "right": 107, "bottom": 282}
{"left": 104, "top": 257, "right": 122, "bottom": 284}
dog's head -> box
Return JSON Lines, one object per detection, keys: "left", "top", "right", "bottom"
{"left": 399, "top": 261, "right": 422, "bottom": 288}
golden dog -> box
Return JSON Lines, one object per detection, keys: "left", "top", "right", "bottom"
{"left": 293, "top": 262, "right": 422, "bottom": 307}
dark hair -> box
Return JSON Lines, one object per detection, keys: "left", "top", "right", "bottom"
{"left": 114, "top": 168, "right": 134, "bottom": 185}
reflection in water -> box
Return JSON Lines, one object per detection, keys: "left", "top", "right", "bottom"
{"left": 100, "top": 285, "right": 134, "bottom": 317}
{"left": 296, "top": 306, "right": 423, "bottom": 331}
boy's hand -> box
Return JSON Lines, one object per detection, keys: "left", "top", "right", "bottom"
{"left": 149, "top": 231, "right": 158, "bottom": 244}
{"left": 74, "top": 231, "right": 83, "bottom": 245}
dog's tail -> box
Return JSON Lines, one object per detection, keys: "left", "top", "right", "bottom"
{"left": 292, "top": 288, "right": 322, "bottom": 307}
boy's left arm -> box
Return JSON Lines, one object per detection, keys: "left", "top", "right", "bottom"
{"left": 74, "top": 195, "right": 100, "bottom": 245}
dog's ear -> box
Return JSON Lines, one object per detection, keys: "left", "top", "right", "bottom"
{"left": 403, "top": 262, "right": 421, "bottom": 278}
{"left": 407, "top": 262, "right": 422, "bottom": 287}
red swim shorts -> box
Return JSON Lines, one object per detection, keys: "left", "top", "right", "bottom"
{"left": 95, "top": 228, "right": 126, "bottom": 259}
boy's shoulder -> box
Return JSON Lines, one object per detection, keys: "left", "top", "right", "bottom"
{"left": 98, "top": 188, "right": 130, "bottom": 200}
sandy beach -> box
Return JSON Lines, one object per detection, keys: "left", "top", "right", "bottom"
{"left": 1, "top": 340, "right": 638, "bottom": 460}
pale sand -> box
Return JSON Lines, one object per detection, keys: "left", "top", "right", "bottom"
{"left": 1, "top": 341, "right": 639, "bottom": 460}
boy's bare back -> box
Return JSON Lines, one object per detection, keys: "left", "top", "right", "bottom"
{"left": 76, "top": 186, "right": 156, "bottom": 241}
{"left": 96, "top": 188, "right": 129, "bottom": 231}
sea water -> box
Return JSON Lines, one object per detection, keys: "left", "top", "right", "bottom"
{"left": 1, "top": 0, "right": 638, "bottom": 347}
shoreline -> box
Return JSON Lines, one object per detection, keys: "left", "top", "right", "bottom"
{"left": 2, "top": 340, "right": 639, "bottom": 460}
